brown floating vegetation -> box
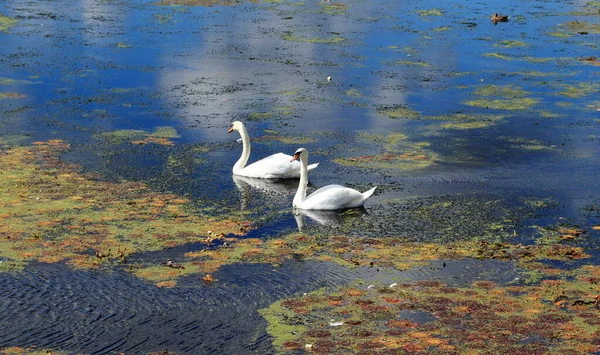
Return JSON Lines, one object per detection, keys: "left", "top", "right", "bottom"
{"left": 261, "top": 264, "right": 600, "bottom": 354}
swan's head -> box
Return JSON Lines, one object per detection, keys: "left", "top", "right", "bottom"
{"left": 291, "top": 148, "right": 307, "bottom": 162}
{"left": 228, "top": 121, "right": 244, "bottom": 133}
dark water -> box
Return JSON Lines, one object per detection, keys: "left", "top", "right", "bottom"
{"left": 0, "top": 259, "right": 519, "bottom": 354}
{"left": 1, "top": 0, "right": 600, "bottom": 352}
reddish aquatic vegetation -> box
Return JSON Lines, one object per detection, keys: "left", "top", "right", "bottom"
{"left": 262, "top": 272, "right": 600, "bottom": 354}
{"left": 437, "top": 286, "right": 458, "bottom": 293}
{"left": 381, "top": 297, "right": 405, "bottom": 304}
{"left": 473, "top": 280, "right": 498, "bottom": 289}
{"left": 282, "top": 299, "right": 307, "bottom": 309}
{"left": 537, "top": 312, "right": 572, "bottom": 323}
{"left": 352, "top": 329, "right": 376, "bottom": 338}
{"left": 305, "top": 330, "right": 332, "bottom": 338}
{"left": 386, "top": 319, "right": 418, "bottom": 329}
{"left": 313, "top": 339, "right": 338, "bottom": 353}
{"left": 416, "top": 280, "right": 443, "bottom": 287}
{"left": 282, "top": 341, "right": 303, "bottom": 351}
{"left": 355, "top": 340, "right": 384, "bottom": 349}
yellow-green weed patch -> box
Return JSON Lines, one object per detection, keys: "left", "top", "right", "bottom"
{"left": 0, "top": 14, "right": 17, "bottom": 32}
{"left": 0, "top": 140, "right": 249, "bottom": 286}
{"left": 98, "top": 126, "right": 180, "bottom": 146}
{"left": 261, "top": 265, "right": 600, "bottom": 354}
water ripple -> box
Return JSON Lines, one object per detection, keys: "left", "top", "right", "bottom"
{"left": 0, "top": 257, "right": 519, "bottom": 354}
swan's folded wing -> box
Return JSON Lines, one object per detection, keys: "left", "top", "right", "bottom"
{"left": 303, "top": 185, "right": 364, "bottom": 210}
{"left": 241, "top": 153, "right": 302, "bottom": 178}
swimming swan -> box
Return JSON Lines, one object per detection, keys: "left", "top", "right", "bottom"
{"left": 228, "top": 121, "right": 319, "bottom": 179}
{"left": 291, "top": 148, "right": 376, "bottom": 210}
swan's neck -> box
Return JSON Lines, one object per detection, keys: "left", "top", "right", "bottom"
{"left": 293, "top": 154, "right": 308, "bottom": 207}
{"left": 233, "top": 127, "right": 251, "bottom": 174}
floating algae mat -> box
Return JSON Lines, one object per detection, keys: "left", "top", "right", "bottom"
{"left": 261, "top": 265, "right": 600, "bottom": 354}
{"left": 0, "top": 140, "right": 249, "bottom": 286}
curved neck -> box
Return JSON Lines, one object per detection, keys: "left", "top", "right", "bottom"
{"left": 293, "top": 153, "right": 308, "bottom": 207}
{"left": 233, "top": 127, "right": 251, "bottom": 173}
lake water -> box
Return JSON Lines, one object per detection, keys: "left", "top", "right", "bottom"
{"left": 1, "top": 0, "right": 599, "bottom": 353}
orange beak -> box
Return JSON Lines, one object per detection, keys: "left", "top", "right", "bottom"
{"left": 228, "top": 126, "right": 234, "bottom": 133}
{"left": 290, "top": 153, "right": 299, "bottom": 162}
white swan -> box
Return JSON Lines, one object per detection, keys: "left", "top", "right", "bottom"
{"left": 291, "top": 148, "right": 376, "bottom": 210}
{"left": 229, "top": 121, "right": 319, "bottom": 179}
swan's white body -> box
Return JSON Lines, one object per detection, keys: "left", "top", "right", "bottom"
{"left": 229, "top": 121, "right": 319, "bottom": 179}
{"left": 292, "top": 148, "right": 376, "bottom": 210}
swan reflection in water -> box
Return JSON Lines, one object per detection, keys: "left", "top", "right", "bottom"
{"left": 294, "top": 208, "right": 369, "bottom": 231}
{"left": 232, "top": 174, "right": 297, "bottom": 210}
{"left": 232, "top": 175, "right": 369, "bottom": 230}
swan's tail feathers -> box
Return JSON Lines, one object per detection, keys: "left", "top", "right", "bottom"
{"left": 307, "top": 163, "right": 320, "bottom": 173}
{"left": 362, "top": 186, "right": 377, "bottom": 200}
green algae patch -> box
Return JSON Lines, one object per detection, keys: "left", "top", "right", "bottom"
{"left": 483, "top": 52, "right": 512, "bottom": 60}
{"left": 377, "top": 105, "right": 420, "bottom": 120}
{"left": 0, "top": 140, "right": 249, "bottom": 286}
{"left": 261, "top": 266, "right": 600, "bottom": 354}
{"left": 0, "top": 14, "right": 17, "bottom": 33}
{"left": 332, "top": 132, "right": 437, "bottom": 170}
{"left": 473, "top": 84, "right": 530, "bottom": 98}
{"left": 440, "top": 121, "right": 495, "bottom": 130}
{"left": 464, "top": 98, "right": 538, "bottom": 110}
{"left": 524, "top": 56, "right": 555, "bottom": 63}
{"left": 345, "top": 89, "right": 362, "bottom": 98}
{"left": 415, "top": 9, "right": 444, "bottom": 16}
{"left": 318, "top": 2, "right": 349, "bottom": 15}
{"left": 428, "top": 113, "right": 505, "bottom": 130}
{"left": 556, "top": 82, "right": 600, "bottom": 98}
{"left": 392, "top": 60, "right": 431, "bottom": 67}
{"left": 547, "top": 31, "right": 573, "bottom": 38}
{"left": 560, "top": 21, "right": 600, "bottom": 34}
{"left": 421, "top": 113, "right": 505, "bottom": 130}
{"left": 0, "top": 260, "right": 25, "bottom": 273}
{"left": 464, "top": 84, "right": 538, "bottom": 110}
{"left": 433, "top": 26, "right": 451, "bottom": 32}
{"left": 333, "top": 152, "right": 434, "bottom": 171}
{"left": 131, "top": 262, "right": 204, "bottom": 287}
{"left": 198, "top": 222, "right": 590, "bottom": 278}
{"left": 259, "top": 298, "right": 310, "bottom": 351}
{"left": 502, "top": 137, "right": 555, "bottom": 151}
{"left": 97, "top": 126, "right": 180, "bottom": 146}
{"left": 156, "top": 0, "right": 242, "bottom": 5}
{"left": 256, "top": 133, "right": 317, "bottom": 145}
{"left": 109, "top": 193, "right": 591, "bottom": 286}
{"left": 282, "top": 32, "right": 346, "bottom": 44}
{"left": 494, "top": 40, "right": 529, "bottom": 48}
